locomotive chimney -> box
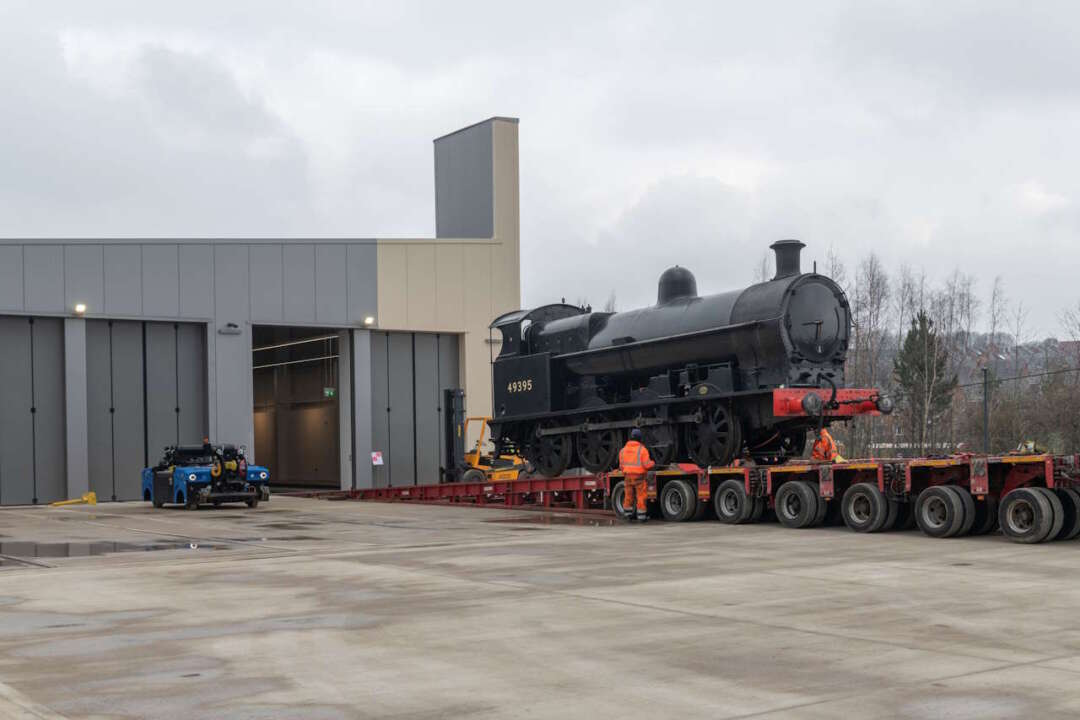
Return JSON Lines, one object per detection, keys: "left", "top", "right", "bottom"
{"left": 770, "top": 239, "right": 806, "bottom": 280}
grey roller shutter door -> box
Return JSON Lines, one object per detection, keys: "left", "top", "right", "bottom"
{"left": 176, "top": 323, "right": 207, "bottom": 446}
{"left": 86, "top": 320, "right": 147, "bottom": 501}
{"left": 86, "top": 321, "right": 112, "bottom": 500}
{"left": 145, "top": 322, "right": 178, "bottom": 459}
{"left": 0, "top": 317, "right": 35, "bottom": 505}
{"left": 30, "top": 318, "right": 66, "bottom": 504}
{"left": 111, "top": 322, "right": 146, "bottom": 500}
{"left": 387, "top": 333, "right": 415, "bottom": 486}
{"left": 437, "top": 334, "right": 460, "bottom": 475}
{"left": 413, "top": 334, "right": 439, "bottom": 485}
{"left": 369, "top": 332, "right": 390, "bottom": 488}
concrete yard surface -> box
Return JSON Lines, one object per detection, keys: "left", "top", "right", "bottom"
{"left": 1, "top": 499, "right": 1080, "bottom": 718}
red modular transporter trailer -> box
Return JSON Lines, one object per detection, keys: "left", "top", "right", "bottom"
{"left": 354, "top": 453, "right": 1080, "bottom": 544}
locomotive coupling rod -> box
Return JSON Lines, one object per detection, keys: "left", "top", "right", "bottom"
{"left": 537, "top": 417, "right": 667, "bottom": 436}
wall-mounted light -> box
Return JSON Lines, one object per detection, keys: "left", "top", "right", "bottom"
{"left": 74, "top": 303, "right": 87, "bottom": 315}
{"left": 363, "top": 316, "right": 376, "bottom": 326}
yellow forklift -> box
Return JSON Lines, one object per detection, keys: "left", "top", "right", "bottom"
{"left": 443, "top": 390, "right": 529, "bottom": 483}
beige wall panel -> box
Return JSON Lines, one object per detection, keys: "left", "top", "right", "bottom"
{"left": 434, "top": 244, "right": 465, "bottom": 331}
{"left": 405, "top": 244, "right": 437, "bottom": 330}
{"left": 376, "top": 243, "right": 408, "bottom": 328}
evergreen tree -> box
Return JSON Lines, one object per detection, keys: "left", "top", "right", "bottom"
{"left": 893, "top": 311, "right": 958, "bottom": 454}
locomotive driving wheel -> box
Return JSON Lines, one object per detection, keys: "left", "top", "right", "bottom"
{"left": 685, "top": 403, "right": 741, "bottom": 467}
{"left": 529, "top": 422, "right": 573, "bottom": 478}
{"left": 576, "top": 416, "right": 621, "bottom": 473}
{"left": 642, "top": 422, "right": 678, "bottom": 467}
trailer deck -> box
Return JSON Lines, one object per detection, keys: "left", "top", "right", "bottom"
{"left": 351, "top": 453, "right": 1080, "bottom": 543}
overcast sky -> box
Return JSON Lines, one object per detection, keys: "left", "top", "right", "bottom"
{"left": 2, "top": 1, "right": 1078, "bottom": 336}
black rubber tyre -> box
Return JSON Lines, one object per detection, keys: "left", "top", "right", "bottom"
{"left": 812, "top": 493, "right": 830, "bottom": 527}
{"left": 879, "top": 499, "right": 900, "bottom": 532}
{"left": 841, "top": 483, "right": 890, "bottom": 533}
{"left": 245, "top": 496, "right": 260, "bottom": 509}
{"left": 915, "top": 486, "right": 965, "bottom": 538}
{"left": 969, "top": 496, "right": 999, "bottom": 536}
{"left": 998, "top": 488, "right": 1055, "bottom": 544}
{"left": 953, "top": 486, "right": 977, "bottom": 537}
{"left": 894, "top": 501, "right": 916, "bottom": 530}
{"left": 691, "top": 495, "right": 711, "bottom": 521}
{"left": 461, "top": 468, "right": 486, "bottom": 484}
{"left": 713, "top": 478, "right": 751, "bottom": 524}
{"left": 749, "top": 496, "right": 766, "bottom": 522}
{"left": 185, "top": 494, "right": 200, "bottom": 511}
{"left": 1055, "top": 488, "right": 1080, "bottom": 540}
{"left": 823, "top": 495, "right": 845, "bottom": 526}
{"left": 1034, "top": 487, "right": 1065, "bottom": 541}
{"left": 610, "top": 481, "right": 633, "bottom": 520}
{"left": 775, "top": 481, "right": 819, "bottom": 529}
{"left": 660, "top": 479, "right": 697, "bottom": 522}
{"left": 152, "top": 497, "right": 165, "bottom": 509}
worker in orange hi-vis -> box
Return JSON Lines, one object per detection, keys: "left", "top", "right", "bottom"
{"left": 618, "top": 429, "right": 655, "bottom": 522}
{"left": 810, "top": 428, "right": 845, "bottom": 462}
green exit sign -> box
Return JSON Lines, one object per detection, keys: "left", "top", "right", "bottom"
{"left": 323, "top": 387, "right": 336, "bottom": 398}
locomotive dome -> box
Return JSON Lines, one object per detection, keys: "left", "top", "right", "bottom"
{"left": 657, "top": 266, "right": 698, "bottom": 304}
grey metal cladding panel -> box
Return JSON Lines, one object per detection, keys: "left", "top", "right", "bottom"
{"left": 24, "top": 245, "right": 64, "bottom": 312}
{"left": 369, "top": 332, "right": 390, "bottom": 488}
{"left": 111, "top": 321, "right": 146, "bottom": 500}
{"left": 0, "top": 317, "right": 33, "bottom": 505}
{"left": 282, "top": 244, "right": 315, "bottom": 322}
{"left": 145, "top": 322, "right": 178, "bottom": 458}
{"left": 85, "top": 321, "right": 113, "bottom": 499}
{"left": 31, "top": 318, "right": 66, "bottom": 504}
{"left": 64, "top": 245, "right": 104, "bottom": 313}
{"left": 413, "top": 334, "right": 439, "bottom": 485}
{"left": 434, "top": 121, "right": 493, "bottom": 238}
{"left": 179, "top": 245, "right": 214, "bottom": 319}
{"left": 104, "top": 245, "right": 142, "bottom": 316}
{"left": 347, "top": 244, "right": 378, "bottom": 323}
{"left": 387, "top": 333, "right": 415, "bottom": 486}
{"left": 0, "top": 247, "right": 23, "bottom": 311}
{"left": 315, "top": 244, "right": 347, "bottom": 324}
{"left": 249, "top": 245, "right": 284, "bottom": 322}
{"left": 437, "top": 333, "right": 460, "bottom": 470}
{"left": 214, "top": 245, "right": 250, "bottom": 321}
{"left": 142, "top": 245, "right": 180, "bottom": 317}
{"left": 176, "top": 323, "right": 208, "bottom": 445}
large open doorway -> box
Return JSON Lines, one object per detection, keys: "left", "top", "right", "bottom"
{"left": 252, "top": 326, "right": 341, "bottom": 489}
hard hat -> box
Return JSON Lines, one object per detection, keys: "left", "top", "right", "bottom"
{"left": 630, "top": 428, "right": 643, "bottom": 441}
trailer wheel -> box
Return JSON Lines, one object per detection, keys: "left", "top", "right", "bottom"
{"left": 953, "top": 487, "right": 977, "bottom": 537}
{"left": 998, "top": 488, "right": 1055, "bottom": 543}
{"left": 749, "top": 496, "right": 766, "bottom": 522}
{"left": 969, "top": 496, "right": 999, "bottom": 536}
{"left": 609, "top": 482, "right": 632, "bottom": 520}
{"left": 713, "top": 479, "right": 751, "bottom": 524}
{"left": 893, "top": 501, "right": 916, "bottom": 530}
{"left": 1034, "top": 487, "right": 1064, "bottom": 541}
{"left": 660, "top": 479, "right": 697, "bottom": 522}
{"left": 813, "top": 494, "right": 829, "bottom": 527}
{"left": 691, "top": 496, "right": 712, "bottom": 521}
{"left": 841, "top": 483, "right": 889, "bottom": 533}
{"left": 915, "top": 486, "right": 965, "bottom": 538}
{"left": 775, "top": 481, "right": 819, "bottom": 529}
{"left": 1054, "top": 488, "right": 1080, "bottom": 540}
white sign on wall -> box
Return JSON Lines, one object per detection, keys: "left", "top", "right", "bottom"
{"left": 371, "top": 451, "right": 384, "bottom": 466}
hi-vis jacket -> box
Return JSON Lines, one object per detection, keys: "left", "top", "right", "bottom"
{"left": 619, "top": 440, "right": 656, "bottom": 477}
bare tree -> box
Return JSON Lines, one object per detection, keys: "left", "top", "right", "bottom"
{"left": 603, "top": 291, "right": 616, "bottom": 313}
{"left": 989, "top": 276, "right": 1007, "bottom": 359}
{"left": 752, "top": 252, "right": 772, "bottom": 283}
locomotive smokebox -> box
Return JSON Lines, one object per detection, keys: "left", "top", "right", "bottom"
{"left": 657, "top": 265, "right": 698, "bottom": 304}
{"left": 770, "top": 239, "right": 806, "bottom": 280}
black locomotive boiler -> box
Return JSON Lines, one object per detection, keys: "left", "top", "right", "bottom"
{"left": 488, "top": 240, "right": 892, "bottom": 477}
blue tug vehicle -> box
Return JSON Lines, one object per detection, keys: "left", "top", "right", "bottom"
{"left": 142, "top": 442, "right": 270, "bottom": 509}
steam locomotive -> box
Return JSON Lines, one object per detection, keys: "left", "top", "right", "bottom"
{"left": 488, "top": 240, "right": 892, "bottom": 477}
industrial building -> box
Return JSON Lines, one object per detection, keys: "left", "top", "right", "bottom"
{"left": 0, "top": 117, "right": 521, "bottom": 504}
